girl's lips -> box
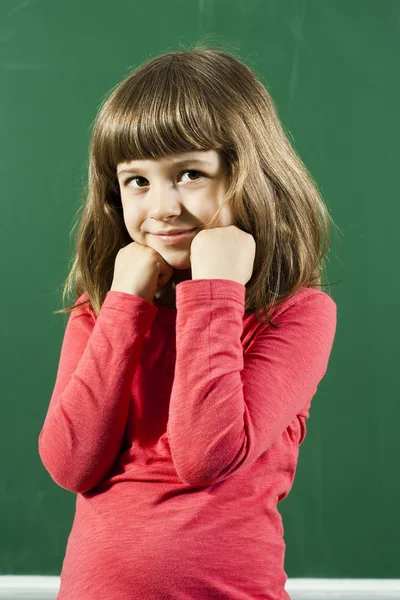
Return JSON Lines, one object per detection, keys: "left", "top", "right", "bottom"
{"left": 153, "top": 227, "right": 199, "bottom": 245}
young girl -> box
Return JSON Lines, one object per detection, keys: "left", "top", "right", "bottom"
{"left": 39, "top": 46, "right": 340, "bottom": 600}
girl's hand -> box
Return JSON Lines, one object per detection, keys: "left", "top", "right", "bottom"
{"left": 190, "top": 225, "right": 256, "bottom": 286}
{"left": 111, "top": 241, "right": 174, "bottom": 304}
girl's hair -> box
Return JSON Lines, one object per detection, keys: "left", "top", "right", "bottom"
{"left": 54, "top": 44, "right": 342, "bottom": 327}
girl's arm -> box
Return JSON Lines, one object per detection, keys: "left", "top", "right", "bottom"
{"left": 168, "top": 280, "right": 337, "bottom": 486}
{"left": 38, "top": 291, "right": 157, "bottom": 493}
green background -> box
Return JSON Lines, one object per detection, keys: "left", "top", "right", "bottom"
{"left": 1, "top": 0, "right": 398, "bottom": 579}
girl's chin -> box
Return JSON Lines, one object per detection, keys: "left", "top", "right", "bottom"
{"left": 159, "top": 256, "right": 192, "bottom": 271}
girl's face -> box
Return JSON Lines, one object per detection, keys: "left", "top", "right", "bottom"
{"left": 116, "top": 150, "right": 234, "bottom": 270}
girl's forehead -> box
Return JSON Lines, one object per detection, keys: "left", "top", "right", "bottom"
{"left": 117, "top": 150, "right": 220, "bottom": 171}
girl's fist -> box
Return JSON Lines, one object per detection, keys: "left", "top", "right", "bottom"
{"left": 190, "top": 225, "right": 256, "bottom": 286}
{"left": 110, "top": 241, "right": 174, "bottom": 304}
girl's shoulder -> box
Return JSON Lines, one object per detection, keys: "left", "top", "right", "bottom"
{"left": 267, "top": 285, "right": 336, "bottom": 322}
{"left": 288, "top": 285, "right": 336, "bottom": 308}
{"left": 71, "top": 291, "right": 96, "bottom": 320}
{"left": 76, "top": 291, "right": 90, "bottom": 304}
{"left": 290, "top": 284, "right": 335, "bottom": 306}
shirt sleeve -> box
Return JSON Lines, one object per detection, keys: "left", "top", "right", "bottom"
{"left": 38, "top": 290, "right": 158, "bottom": 494}
{"left": 168, "top": 279, "right": 337, "bottom": 486}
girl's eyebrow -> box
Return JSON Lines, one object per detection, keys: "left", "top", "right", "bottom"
{"left": 117, "top": 158, "right": 214, "bottom": 176}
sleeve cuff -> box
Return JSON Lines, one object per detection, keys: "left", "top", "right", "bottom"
{"left": 175, "top": 278, "right": 245, "bottom": 310}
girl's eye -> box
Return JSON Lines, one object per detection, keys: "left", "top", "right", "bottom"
{"left": 124, "top": 170, "right": 204, "bottom": 189}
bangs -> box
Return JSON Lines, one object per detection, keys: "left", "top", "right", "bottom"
{"left": 96, "top": 64, "right": 228, "bottom": 179}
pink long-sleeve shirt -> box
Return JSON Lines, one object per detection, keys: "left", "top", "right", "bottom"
{"left": 38, "top": 279, "right": 337, "bottom": 600}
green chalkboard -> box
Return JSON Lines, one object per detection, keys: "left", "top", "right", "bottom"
{"left": 1, "top": 0, "right": 398, "bottom": 582}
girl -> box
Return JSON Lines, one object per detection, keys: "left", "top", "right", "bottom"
{"left": 39, "top": 46, "right": 340, "bottom": 600}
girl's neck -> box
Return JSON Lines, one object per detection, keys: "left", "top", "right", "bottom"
{"left": 155, "top": 268, "right": 192, "bottom": 308}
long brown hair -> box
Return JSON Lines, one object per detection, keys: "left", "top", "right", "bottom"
{"left": 54, "top": 44, "right": 342, "bottom": 327}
